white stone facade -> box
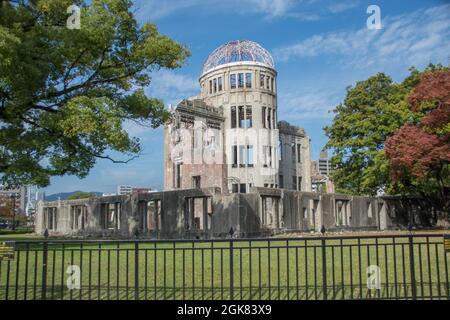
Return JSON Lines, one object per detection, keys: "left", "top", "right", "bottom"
{"left": 164, "top": 40, "right": 311, "bottom": 193}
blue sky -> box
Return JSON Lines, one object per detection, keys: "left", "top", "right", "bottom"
{"left": 43, "top": 0, "right": 450, "bottom": 195}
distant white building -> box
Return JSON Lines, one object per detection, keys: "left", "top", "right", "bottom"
{"left": 117, "top": 185, "right": 132, "bottom": 195}
{"left": 25, "top": 185, "right": 44, "bottom": 216}
{"left": 311, "top": 149, "right": 335, "bottom": 193}
{"left": 318, "top": 149, "right": 332, "bottom": 176}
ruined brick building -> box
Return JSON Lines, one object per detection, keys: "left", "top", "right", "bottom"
{"left": 35, "top": 40, "right": 418, "bottom": 239}
{"left": 164, "top": 40, "right": 311, "bottom": 194}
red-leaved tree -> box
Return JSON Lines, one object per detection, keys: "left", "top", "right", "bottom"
{"left": 385, "top": 70, "right": 450, "bottom": 219}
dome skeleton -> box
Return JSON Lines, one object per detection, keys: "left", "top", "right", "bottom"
{"left": 202, "top": 40, "right": 275, "bottom": 75}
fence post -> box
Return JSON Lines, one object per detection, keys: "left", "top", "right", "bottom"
{"left": 320, "top": 225, "right": 327, "bottom": 300}
{"left": 134, "top": 239, "right": 139, "bottom": 300}
{"left": 41, "top": 230, "right": 49, "bottom": 300}
{"left": 322, "top": 237, "right": 327, "bottom": 300}
{"left": 408, "top": 233, "right": 417, "bottom": 300}
{"left": 444, "top": 244, "right": 449, "bottom": 300}
{"left": 229, "top": 239, "right": 234, "bottom": 300}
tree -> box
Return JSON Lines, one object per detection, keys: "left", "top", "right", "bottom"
{"left": 324, "top": 64, "right": 447, "bottom": 196}
{"left": 67, "top": 191, "right": 97, "bottom": 200}
{"left": 0, "top": 0, "right": 190, "bottom": 187}
{"left": 385, "top": 70, "right": 450, "bottom": 216}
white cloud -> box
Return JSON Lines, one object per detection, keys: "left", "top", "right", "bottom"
{"left": 134, "top": 0, "right": 200, "bottom": 22}
{"left": 134, "top": 0, "right": 307, "bottom": 21}
{"left": 146, "top": 69, "right": 199, "bottom": 106}
{"left": 246, "top": 0, "right": 296, "bottom": 18}
{"left": 328, "top": 1, "right": 359, "bottom": 14}
{"left": 278, "top": 90, "right": 340, "bottom": 120}
{"left": 274, "top": 4, "right": 450, "bottom": 69}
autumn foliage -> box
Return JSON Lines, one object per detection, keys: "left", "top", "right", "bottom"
{"left": 385, "top": 70, "right": 450, "bottom": 212}
{"left": 385, "top": 125, "right": 450, "bottom": 180}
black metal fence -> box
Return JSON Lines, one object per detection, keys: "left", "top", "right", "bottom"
{"left": 0, "top": 234, "right": 449, "bottom": 300}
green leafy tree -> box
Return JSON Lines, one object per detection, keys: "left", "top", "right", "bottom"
{"left": 324, "top": 64, "right": 447, "bottom": 196}
{"left": 0, "top": 0, "right": 190, "bottom": 187}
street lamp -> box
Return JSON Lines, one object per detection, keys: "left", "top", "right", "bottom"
{"left": 10, "top": 192, "right": 19, "bottom": 231}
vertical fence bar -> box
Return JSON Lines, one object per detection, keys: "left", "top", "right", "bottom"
{"left": 277, "top": 247, "right": 280, "bottom": 300}
{"left": 24, "top": 243, "right": 29, "bottom": 300}
{"left": 202, "top": 248, "right": 205, "bottom": 300}
{"left": 249, "top": 241, "right": 252, "bottom": 299}
{"left": 71, "top": 248, "right": 74, "bottom": 300}
{"left": 79, "top": 243, "right": 83, "bottom": 300}
{"left": 229, "top": 240, "right": 234, "bottom": 300}
{"left": 321, "top": 237, "right": 327, "bottom": 300}
{"left": 305, "top": 240, "right": 309, "bottom": 300}
{"left": 408, "top": 234, "right": 417, "bottom": 300}
{"left": 444, "top": 242, "right": 449, "bottom": 299}
{"left": 357, "top": 238, "right": 362, "bottom": 299}
{"left": 295, "top": 246, "right": 299, "bottom": 300}
{"left": 182, "top": 247, "right": 185, "bottom": 300}
{"left": 375, "top": 238, "right": 380, "bottom": 299}
{"left": 173, "top": 243, "right": 176, "bottom": 300}
{"left": 220, "top": 248, "right": 223, "bottom": 300}
{"left": 239, "top": 248, "right": 243, "bottom": 299}
{"left": 14, "top": 247, "right": 20, "bottom": 300}
{"left": 192, "top": 243, "right": 194, "bottom": 300}
{"left": 401, "top": 243, "right": 406, "bottom": 298}
{"left": 268, "top": 240, "right": 271, "bottom": 300}
{"left": 33, "top": 248, "right": 37, "bottom": 300}
{"left": 367, "top": 243, "right": 371, "bottom": 299}
{"left": 164, "top": 248, "right": 167, "bottom": 300}
{"left": 117, "top": 243, "right": 120, "bottom": 300}
{"left": 134, "top": 241, "right": 139, "bottom": 300}
{"left": 314, "top": 245, "right": 317, "bottom": 300}
{"left": 393, "top": 237, "right": 398, "bottom": 298}
{"left": 426, "top": 237, "right": 432, "bottom": 299}
{"left": 331, "top": 245, "right": 335, "bottom": 299}
{"left": 107, "top": 248, "right": 111, "bottom": 300}
{"left": 340, "top": 239, "right": 344, "bottom": 299}
{"left": 418, "top": 243, "right": 424, "bottom": 297}
{"left": 126, "top": 248, "right": 129, "bottom": 300}
{"left": 211, "top": 242, "right": 214, "bottom": 300}
{"left": 52, "top": 249, "right": 56, "bottom": 300}
{"left": 286, "top": 240, "right": 290, "bottom": 300}
{"left": 61, "top": 243, "right": 65, "bottom": 300}
{"left": 98, "top": 244, "right": 101, "bottom": 300}
{"left": 0, "top": 251, "right": 4, "bottom": 299}
{"left": 258, "top": 247, "right": 261, "bottom": 300}
{"left": 88, "top": 248, "right": 92, "bottom": 300}
{"left": 5, "top": 260, "right": 10, "bottom": 300}
{"left": 384, "top": 244, "right": 389, "bottom": 299}
{"left": 349, "top": 245, "right": 353, "bottom": 299}
{"left": 41, "top": 240, "right": 48, "bottom": 300}
{"left": 434, "top": 243, "right": 441, "bottom": 298}
{"left": 154, "top": 243, "right": 157, "bottom": 300}
{"left": 145, "top": 249, "right": 148, "bottom": 300}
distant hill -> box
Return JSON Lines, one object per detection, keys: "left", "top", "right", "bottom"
{"left": 45, "top": 191, "right": 103, "bottom": 201}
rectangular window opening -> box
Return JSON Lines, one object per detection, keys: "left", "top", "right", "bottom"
{"left": 246, "top": 106, "right": 252, "bottom": 128}
{"left": 231, "top": 106, "right": 237, "bottom": 128}
{"left": 230, "top": 74, "right": 236, "bottom": 89}
{"left": 245, "top": 73, "right": 252, "bottom": 88}
{"left": 238, "top": 73, "right": 244, "bottom": 88}
{"left": 218, "top": 76, "right": 223, "bottom": 91}
{"left": 238, "top": 106, "right": 245, "bottom": 128}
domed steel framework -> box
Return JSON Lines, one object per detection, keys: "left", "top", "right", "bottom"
{"left": 202, "top": 40, "right": 274, "bottom": 75}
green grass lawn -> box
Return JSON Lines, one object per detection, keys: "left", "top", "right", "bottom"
{"left": 0, "top": 236, "right": 449, "bottom": 300}
{"left": 0, "top": 233, "right": 43, "bottom": 241}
